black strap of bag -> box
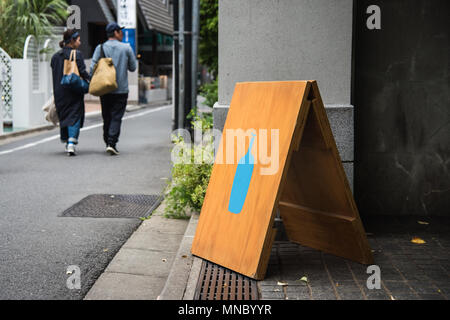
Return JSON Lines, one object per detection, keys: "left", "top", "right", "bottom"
{"left": 100, "top": 44, "right": 107, "bottom": 58}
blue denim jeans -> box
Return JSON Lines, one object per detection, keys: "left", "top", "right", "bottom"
{"left": 60, "top": 118, "right": 81, "bottom": 145}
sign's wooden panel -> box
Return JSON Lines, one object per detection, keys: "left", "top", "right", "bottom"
{"left": 279, "top": 82, "right": 374, "bottom": 265}
{"left": 191, "top": 81, "right": 373, "bottom": 280}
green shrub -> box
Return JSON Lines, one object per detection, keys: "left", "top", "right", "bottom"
{"left": 198, "top": 79, "right": 218, "bottom": 109}
{"left": 0, "top": 0, "right": 68, "bottom": 58}
{"left": 164, "top": 110, "right": 214, "bottom": 219}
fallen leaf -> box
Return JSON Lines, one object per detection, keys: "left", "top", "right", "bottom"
{"left": 411, "top": 237, "right": 426, "bottom": 244}
{"left": 103, "top": 248, "right": 109, "bottom": 252}
{"left": 181, "top": 255, "right": 187, "bottom": 258}
{"left": 277, "top": 281, "right": 288, "bottom": 286}
{"left": 417, "top": 221, "right": 429, "bottom": 225}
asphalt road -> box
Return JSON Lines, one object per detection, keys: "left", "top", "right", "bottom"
{"left": 0, "top": 104, "right": 173, "bottom": 299}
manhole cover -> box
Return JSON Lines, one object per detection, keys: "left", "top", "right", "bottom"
{"left": 194, "top": 261, "right": 259, "bottom": 300}
{"left": 60, "top": 194, "right": 163, "bottom": 218}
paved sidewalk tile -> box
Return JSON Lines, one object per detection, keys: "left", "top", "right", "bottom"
{"left": 84, "top": 201, "right": 189, "bottom": 300}
{"left": 138, "top": 216, "right": 188, "bottom": 235}
{"left": 105, "top": 248, "right": 175, "bottom": 277}
{"left": 123, "top": 232, "right": 183, "bottom": 252}
{"left": 258, "top": 216, "right": 450, "bottom": 300}
{"left": 84, "top": 272, "right": 164, "bottom": 300}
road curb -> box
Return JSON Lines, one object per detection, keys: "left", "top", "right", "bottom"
{"left": 158, "top": 212, "right": 201, "bottom": 300}
{"left": 0, "top": 124, "right": 56, "bottom": 141}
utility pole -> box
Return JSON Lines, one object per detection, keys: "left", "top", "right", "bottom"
{"left": 173, "top": 0, "right": 198, "bottom": 131}
{"left": 172, "top": 0, "right": 179, "bottom": 130}
{"left": 184, "top": 0, "right": 192, "bottom": 130}
{"left": 191, "top": 0, "right": 199, "bottom": 113}
{"left": 177, "top": 0, "right": 185, "bottom": 130}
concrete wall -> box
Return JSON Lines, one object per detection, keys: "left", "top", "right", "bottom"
{"left": 12, "top": 59, "right": 48, "bottom": 128}
{"left": 354, "top": 0, "right": 450, "bottom": 216}
{"left": 145, "top": 88, "right": 167, "bottom": 103}
{"left": 218, "top": 0, "right": 353, "bottom": 105}
{"left": 216, "top": 0, "right": 355, "bottom": 188}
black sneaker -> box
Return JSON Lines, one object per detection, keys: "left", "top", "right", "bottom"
{"left": 106, "top": 145, "right": 119, "bottom": 155}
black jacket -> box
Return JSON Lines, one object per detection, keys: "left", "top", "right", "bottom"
{"left": 50, "top": 47, "right": 90, "bottom": 128}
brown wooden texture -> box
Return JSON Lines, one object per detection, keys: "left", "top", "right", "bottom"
{"left": 279, "top": 81, "right": 373, "bottom": 264}
{"left": 191, "top": 81, "right": 373, "bottom": 280}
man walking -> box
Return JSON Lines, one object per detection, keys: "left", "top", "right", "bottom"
{"left": 91, "top": 22, "right": 137, "bottom": 155}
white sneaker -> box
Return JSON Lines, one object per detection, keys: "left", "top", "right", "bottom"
{"left": 67, "top": 144, "right": 76, "bottom": 156}
{"left": 106, "top": 145, "right": 119, "bottom": 155}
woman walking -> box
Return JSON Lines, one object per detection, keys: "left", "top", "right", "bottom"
{"left": 50, "top": 29, "right": 90, "bottom": 156}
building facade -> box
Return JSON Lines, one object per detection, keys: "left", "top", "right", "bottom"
{"left": 215, "top": 0, "right": 449, "bottom": 216}
{"left": 69, "top": 0, "right": 173, "bottom": 76}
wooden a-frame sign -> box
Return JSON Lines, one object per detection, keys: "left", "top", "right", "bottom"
{"left": 191, "top": 81, "right": 374, "bottom": 280}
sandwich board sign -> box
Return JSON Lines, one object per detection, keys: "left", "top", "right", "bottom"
{"left": 191, "top": 81, "right": 374, "bottom": 280}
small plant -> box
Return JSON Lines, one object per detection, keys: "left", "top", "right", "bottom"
{"left": 164, "top": 110, "right": 214, "bottom": 219}
{"left": 198, "top": 79, "right": 218, "bottom": 109}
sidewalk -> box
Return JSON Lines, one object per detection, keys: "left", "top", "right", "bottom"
{"left": 85, "top": 101, "right": 102, "bottom": 115}
{"left": 85, "top": 202, "right": 449, "bottom": 300}
{"left": 84, "top": 202, "right": 190, "bottom": 300}
{"left": 258, "top": 216, "right": 450, "bottom": 300}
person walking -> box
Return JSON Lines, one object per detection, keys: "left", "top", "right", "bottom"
{"left": 51, "top": 29, "right": 90, "bottom": 156}
{"left": 90, "top": 23, "right": 137, "bottom": 155}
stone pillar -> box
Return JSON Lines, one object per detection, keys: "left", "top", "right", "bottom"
{"left": 215, "top": 0, "right": 354, "bottom": 190}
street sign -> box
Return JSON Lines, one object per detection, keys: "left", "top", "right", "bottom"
{"left": 117, "top": 0, "right": 137, "bottom": 54}
{"left": 122, "top": 28, "right": 136, "bottom": 54}
{"left": 117, "top": 0, "right": 136, "bottom": 28}
{"left": 191, "top": 81, "right": 374, "bottom": 280}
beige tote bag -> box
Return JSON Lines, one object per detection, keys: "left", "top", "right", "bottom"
{"left": 63, "top": 49, "right": 80, "bottom": 76}
{"left": 89, "top": 44, "right": 118, "bottom": 96}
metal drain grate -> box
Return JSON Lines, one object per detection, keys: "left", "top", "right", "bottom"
{"left": 194, "top": 261, "right": 259, "bottom": 300}
{"left": 59, "top": 194, "right": 163, "bottom": 218}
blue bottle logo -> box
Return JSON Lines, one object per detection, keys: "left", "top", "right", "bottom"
{"left": 228, "top": 133, "right": 256, "bottom": 214}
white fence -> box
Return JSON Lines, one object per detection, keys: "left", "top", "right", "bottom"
{"left": 9, "top": 35, "right": 59, "bottom": 129}
{"left": 0, "top": 47, "right": 13, "bottom": 134}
